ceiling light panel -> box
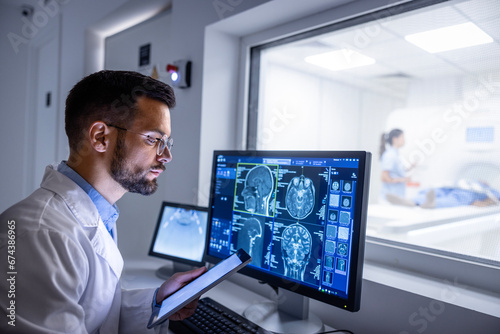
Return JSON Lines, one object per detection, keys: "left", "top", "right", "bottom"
{"left": 304, "top": 49, "right": 375, "bottom": 71}
{"left": 404, "top": 22, "right": 493, "bottom": 53}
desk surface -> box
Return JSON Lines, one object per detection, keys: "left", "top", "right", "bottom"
{"left": 121, "top": 257, "right": 271, "bottom": 311}
{"left": 121, "top": 258, "right": 334, "bottom": 333}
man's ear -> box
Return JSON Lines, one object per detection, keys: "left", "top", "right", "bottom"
{"left": 88, "top": 121, "right": 111, "bottom": 153}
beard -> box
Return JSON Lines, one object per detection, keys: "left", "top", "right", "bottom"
{"left": 110, "top": 133, "right": 165, "bottom": 195}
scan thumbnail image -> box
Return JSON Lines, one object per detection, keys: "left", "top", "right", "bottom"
{"left": 330, "top": 179, "right": 340, "bottom": 192}
{"left": 337, "top": 242, "right": 348, "bottom": 257}
{"left": 336, "top": 258, "right": 347, "bottom": 273}
{"left": 269, "top": 220, "right": 324, "bottom": 286}
{"left": 230, "top": 213, "right": 271, "bottom": 268}
{"left": 342, "top": 180, "right": 353, "bottom": 193}
{"left": 339, "top": 211, "right": 351, "bottom": 225}
{"left": 328, "top": 209, "right": 339, "bottom": 222}
{"left": 275, "top": 166, "right": 329, "bottom": 223}
{"left": 341, "top": 195, "right": 352, "bottom": 209}
{"left": 234, "top": 164, "right": 278, "bottom": 217}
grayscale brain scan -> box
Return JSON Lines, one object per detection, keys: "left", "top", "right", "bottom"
{"left": 281, "top": 223, "right": 312, "bottom": 281}
{"left": 285, "top": 175, "right": 315, "bottom": 219}
{"left": 343, "top": 181, "right": 352, "bottom": 192}
{"left": 241, "top": 165, "right": 274, "bottom": 215}
{"left": 237, "top": 217, "right": 263, "bottom": 266}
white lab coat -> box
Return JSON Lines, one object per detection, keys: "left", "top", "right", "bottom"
{"left": 0, "top": 165, "right": 168, "bottom": 333}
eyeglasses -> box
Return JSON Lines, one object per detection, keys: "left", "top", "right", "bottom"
{"left": 106, "top": 124, "right": 173, "bottom": 156}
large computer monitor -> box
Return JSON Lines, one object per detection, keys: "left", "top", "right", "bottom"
{"left": 204, "top": 150, "right": 371, "bottom": 332}
{"left": 149, "top": 201, "right": 208, "bottom": 279}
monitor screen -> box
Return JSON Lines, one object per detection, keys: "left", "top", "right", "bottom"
{"left": 204, "top": 151, "right": 371, "bottom": 312}
{"left": 149, "top": 201, "right": 208, "bottom": 266}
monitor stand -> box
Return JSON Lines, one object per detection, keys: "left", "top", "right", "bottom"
{"left": 155, "top": 262, "right": 195, "bottom": 280}
{"left": 243, "top": 288, "right": 324, "bottom": 334}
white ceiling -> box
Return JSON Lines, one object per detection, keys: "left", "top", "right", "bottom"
{"left": 265, "top": 0, "right": 499, "bottom": 88}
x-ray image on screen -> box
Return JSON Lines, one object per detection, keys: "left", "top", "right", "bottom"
{"left": 230, "top": 213, "right": 271, "bottom": 267}
{"left": 234, "top": 164, "right": 277, "bottom": 217}
{"left": 274, "top": 166, "right": 329, "bottom": 224}
{"left": 152, "top": 206, "right": 207, "bottom": 262}
{"left": 268, "top": 220, "right": 323, "bottom": 286}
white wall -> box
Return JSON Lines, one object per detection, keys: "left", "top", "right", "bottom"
{"left": 104, "top": 11, "right": 172, "bottom": 73}
{"left": 0, "top": 3, "right": 31, "bottom": 211}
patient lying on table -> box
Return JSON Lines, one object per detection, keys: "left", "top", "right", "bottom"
{"left": 386, "top": 180, "right": 500, "bottom": 209}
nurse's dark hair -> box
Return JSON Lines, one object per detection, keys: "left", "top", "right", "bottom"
{"left": 379, "top": 128, "right": 403, "bottom": 159}
{"left": 65, "top": 70, "right": 176, "bottom": 152}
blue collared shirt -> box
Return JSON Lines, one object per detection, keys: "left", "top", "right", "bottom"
{"left": 57, "top": 161, "right": 119, "bottom": 237}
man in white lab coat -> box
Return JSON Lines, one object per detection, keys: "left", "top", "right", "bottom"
{"left": 0, "top": 70, "right": 206, "bottom": 333}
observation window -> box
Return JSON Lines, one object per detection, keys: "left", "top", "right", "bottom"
{"left": 247, "top": 0, "right": 500, "bottom": 266}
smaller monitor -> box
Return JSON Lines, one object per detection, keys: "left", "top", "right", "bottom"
{"left": 149, "top": 201, "right": 208, "bottom": 278}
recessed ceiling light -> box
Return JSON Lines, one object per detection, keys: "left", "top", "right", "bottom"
{"left": 304, "top": 49, "right": 376, "bottom": 71}
{"left": 405, "top": 22, "right": 493, "bottom": 53}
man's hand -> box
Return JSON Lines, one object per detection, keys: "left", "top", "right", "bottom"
{"left": 156, "top": 266, "right": 207, "bottom": 321}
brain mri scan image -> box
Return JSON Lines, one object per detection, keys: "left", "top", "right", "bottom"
{"left": 240, "top": 165, "right": 274, "bottom": 216}
{"left": 285, "top": 175, "right": 315, "bottom": 219}
{"left": 329, "top": 209, "right": 338, "bottom": 222}
{"left": 337, "top": 242, "right": 348, "bottom": 256}
{"left": 281, "top": 223, "right": 312, "bottom": 281}
{"left": 237, "top": 217, "right": 264, "bottom": 266}
{"left": 341, "top": 196, "right": 352, "bottom": 208}
{"left": 343, "top": 180, "right": 352, "bottom": 192}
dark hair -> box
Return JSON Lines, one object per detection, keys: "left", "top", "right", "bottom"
{"left": 65, "top": 70, "right": 176, "bottom": 152}
{"left": 379, "top": 128, "right": 403, "bottom": 158}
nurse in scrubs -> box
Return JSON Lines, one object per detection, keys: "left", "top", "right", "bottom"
{"left": 379, "top": 129, "right": 411, "bottom": 201}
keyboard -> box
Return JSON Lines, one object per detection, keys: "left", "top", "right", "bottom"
{"left": 169, "top": 297, "right": 272, "bottom": 334}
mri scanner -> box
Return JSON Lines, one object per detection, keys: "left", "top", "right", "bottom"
{"left": 367, "top": 104, "right": 500, "bottom": 262}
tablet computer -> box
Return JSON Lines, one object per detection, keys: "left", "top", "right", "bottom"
{"left": 147, "top": 248, "right": 251, "bottom": 328}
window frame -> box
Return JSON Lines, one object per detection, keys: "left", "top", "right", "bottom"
{"left": 240, "top": 0, "right": 500, "bottom": 307}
